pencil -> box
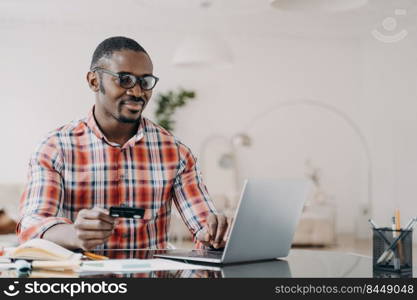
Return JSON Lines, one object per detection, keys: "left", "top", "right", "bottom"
{"left": 83, "top": 251, "right": 109, "bottom": 260}
{"left": 395, "top": 209, "right": 401, "bottom": 231}
{"left": 395, "top": 209, "right": 404, "bottom": 264}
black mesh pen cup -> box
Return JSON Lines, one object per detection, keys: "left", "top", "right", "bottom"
{"left": 372, "top": 227, "right": 412, "bottom": 274}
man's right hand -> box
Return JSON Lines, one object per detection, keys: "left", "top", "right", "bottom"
{"left": 73, "top": 207, "right": 116, "bottom": 250}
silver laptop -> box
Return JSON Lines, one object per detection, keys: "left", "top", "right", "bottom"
{"left": 155, "top": 178, "right": 310, "bottom": 264}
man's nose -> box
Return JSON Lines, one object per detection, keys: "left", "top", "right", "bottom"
{"left": 126, "top": 82, "right": 144, "bottom": 98}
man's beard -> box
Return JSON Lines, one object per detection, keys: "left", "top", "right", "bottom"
{"left": 117, "top": 114, "right": 141, "bottom": 123}
{"left": 116, "top": 97, "right": 146, "bottom": 123}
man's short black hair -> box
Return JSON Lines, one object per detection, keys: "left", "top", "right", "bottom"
{"left": 90, "top": 36, "right": 148, "bottom": 70}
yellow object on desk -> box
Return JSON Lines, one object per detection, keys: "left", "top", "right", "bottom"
{"left": 82, "top": 251, "right": 109, "bottom": 260}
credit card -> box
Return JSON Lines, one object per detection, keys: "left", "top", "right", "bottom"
{"left": 109, "top": 206, "right": 145, "bottom": 219}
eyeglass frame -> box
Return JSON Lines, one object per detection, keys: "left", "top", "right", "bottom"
{"left": 91, "top": 67, "right": 159, "bottom": 91}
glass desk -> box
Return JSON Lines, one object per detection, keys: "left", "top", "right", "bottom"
{"left": 2, "top": 249, "right": 415, "bottom": 278}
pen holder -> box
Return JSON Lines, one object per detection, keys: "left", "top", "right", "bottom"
{"left": 372, "top": 227, "right": 412, "bottom": 274}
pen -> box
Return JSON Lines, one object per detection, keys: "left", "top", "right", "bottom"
{"left": 377, "top": 218, "right": 416, "bottom": 264}
{"left": 368, "top": 219, "right": 392, "bottom": 247}
{"left": 395, "top": 209, "right": 405, "bottom": 266}
{"left": 391, "top": 216, "right": 400, "bottom": 270}
{"left": 391, "top": 216, "right": 397, "bottom": 234}
{"left": 74, "top": 249, "right": 109, "bottom": 260}
{"left": 386, "top": 212, "right": 408, "bottom": 262}
{"left": 368, "top": 219, "right": 379, "bottom": 229}
{"left": 382, "top": 217, "right": 396, "bottom": 263}
{"left": 369, "top": 218, "right": 396, "bottom": 263}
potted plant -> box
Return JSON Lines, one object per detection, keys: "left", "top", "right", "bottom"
{"left": 154, "top": 88, "right": 196, "bottom": 132}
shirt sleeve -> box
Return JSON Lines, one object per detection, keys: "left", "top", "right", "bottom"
{"left": 16, "top": 134, "right": 72, "bottom": 243}
{"left": 172, "top": 141, "right": 217, "bottom": 247}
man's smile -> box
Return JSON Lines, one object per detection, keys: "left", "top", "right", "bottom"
{"left": 121, "top": 98, "right": 145, "bottom": 112}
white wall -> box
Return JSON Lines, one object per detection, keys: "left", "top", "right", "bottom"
{"left": 1, "top": 1, "right": 416, "bottom": 236}
{"left": 361, "top": 36, "right": 417, "bottom": 230}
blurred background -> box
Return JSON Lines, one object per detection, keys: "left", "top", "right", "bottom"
{"left": 0, "top": 0, "right": 417, "bottom": 253}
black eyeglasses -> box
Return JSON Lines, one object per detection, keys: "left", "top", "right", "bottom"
{"left": 92, "top": 67, "right": 159, "bottom": 91}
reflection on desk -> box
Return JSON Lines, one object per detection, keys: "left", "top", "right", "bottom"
{"left": 221, "top": 260, "right": 291, "bottom": 278}
{"left": 1, "top": 249, "right": 414, "bottom": 278}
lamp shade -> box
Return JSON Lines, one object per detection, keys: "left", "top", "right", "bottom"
{"left": 172, "top": 34, "right": 233, "bottom": 68}
{"left": 269, "top": 0, "right": 368, "bottom": 12}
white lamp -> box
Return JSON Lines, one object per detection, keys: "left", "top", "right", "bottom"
{"left": 233, "top": 99, "right": 373, "bottom": 239}
{"left": 269, "top": 0, "right": 368, "bottom": 12}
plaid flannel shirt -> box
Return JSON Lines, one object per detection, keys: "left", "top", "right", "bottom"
{"left": 17, "top": 107, "right": 216, "bottom": 249}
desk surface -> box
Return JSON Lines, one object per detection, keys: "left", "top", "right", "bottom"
{"left": 3, "top": 249, "right": 414, "bottom": 278}
{"left": 83, "top": 249, "right": 415, "bottom": 278}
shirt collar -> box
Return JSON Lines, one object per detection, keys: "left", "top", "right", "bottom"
{"left": 86, "top": 106, "right": 145, "bottom": 147}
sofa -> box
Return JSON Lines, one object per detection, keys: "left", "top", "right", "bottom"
{"left": 0, "top": 184, "right": 23, "bottom": 247}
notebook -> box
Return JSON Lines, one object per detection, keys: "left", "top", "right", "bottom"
{"left": 6, "top": 238, "right": 82, "bottom": 261}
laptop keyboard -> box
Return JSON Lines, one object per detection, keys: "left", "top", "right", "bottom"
{"left": 184, "top": 250, "right": 223, "bottom": 259}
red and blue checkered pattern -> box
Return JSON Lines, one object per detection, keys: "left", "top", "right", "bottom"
{"left": 17, "top": 107, "right": 216, "bottom": 249}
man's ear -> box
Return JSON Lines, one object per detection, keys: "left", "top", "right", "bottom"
{"left": 86, "top": 71, "right": 100, "bottom": 92}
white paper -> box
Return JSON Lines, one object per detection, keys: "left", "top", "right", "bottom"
{"left": 79, "top": 259, "right": 220, "bottom": 274}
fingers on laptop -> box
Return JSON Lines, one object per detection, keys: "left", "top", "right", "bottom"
{"left": 224, "top": 217, "right": 234, "bottom": 241}
{"left": 196, "top": 227, "right": 210, "bottom": 244}
{"left": 203, "top": 213, "right": 228, "bottom": 248}
{"left": 197, "top": 213, "right": 231, "bottom": 248}
{"left": 207, "top": 214, "right": 218, "bottom": 242}
{"left": 214, "top": 214, "right": 228, "bottom": 248}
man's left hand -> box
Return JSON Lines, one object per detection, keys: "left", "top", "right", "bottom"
{"left": 196, "top": 213, "right": 230, "bottom": 249}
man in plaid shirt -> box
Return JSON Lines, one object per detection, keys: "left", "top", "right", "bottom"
{"left": 17, "top": 36, "right": 229, "bottom": 251}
